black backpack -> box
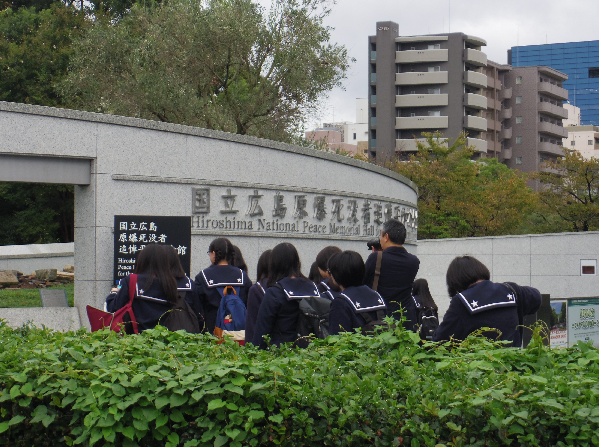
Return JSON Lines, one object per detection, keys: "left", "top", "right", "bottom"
{"left": 297, "top": 295, "right": 333, "bottom": 339}
{"left": 417, "top": 306, "right": 439, "bottom": 341}
{"left": 160, "top": 292, "right": 201, "bottom": 333}
{"left": 360, "top": 309, "right": 388, "bottom": 335}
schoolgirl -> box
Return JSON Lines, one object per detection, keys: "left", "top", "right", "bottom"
{"left": 106, "top": 243, "right": 198, "bottom": 331}
{"left": 194, "top": 238, "right": 251, "bottom": 334}
{"left": 245, "top": 249, "right": 271, "bottom": 343}
{"left": 251, "top": 242, "right": 319, "bottom": 348}
{"left": 326, "top": 250, "right": 387, "bottom": 335}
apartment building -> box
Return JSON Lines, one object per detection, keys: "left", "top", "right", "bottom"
{"left": 368, "top": 22, "right": 572, "bottom": 175}
{"left": 505, "top": 66, "right": 569, "bottom": 172}
{"left": 368, "top": 22, "right": 488, "bottom": 162}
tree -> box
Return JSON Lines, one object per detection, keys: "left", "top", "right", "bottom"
{"left": 532, "top": 148, "right": 599, "bottom": 232}
{"left": 391, "top": 133, "right": 538, "bottom": 239}
{"left": 0, "top": 3, "right": 87, "bottom": 106}
{"left": 59, "top": 0, "right": 349, "bottom": 143}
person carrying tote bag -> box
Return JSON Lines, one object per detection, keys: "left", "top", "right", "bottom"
{"left": 87, "top": 273, "right": 140, "bottom": 334}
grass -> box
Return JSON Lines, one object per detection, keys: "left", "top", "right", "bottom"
{"left": 0, "top": 282, "right": 75, "bottom": 308}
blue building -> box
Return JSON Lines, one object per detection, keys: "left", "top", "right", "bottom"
{"left": 508, "top": 41, "right": 599, "bottom": 126}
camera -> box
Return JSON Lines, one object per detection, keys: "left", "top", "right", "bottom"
{"left": 367, "top": 238, "right": 382, "bottom": 251}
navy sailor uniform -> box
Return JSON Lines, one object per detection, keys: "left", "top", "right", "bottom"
{"left": 251, "top": 277, "right": 319, "bottom": 348}
{"left": 432, "top": 280, "right": 541, "bottom": 347}
{"left": 328, "top": 285, "right": 387, "bottom": 335}
{"left": 106, "top": 274, "right": 197, "bottom": 331}
{"left": 194, "top": 265, "right": 251, "bottom": 334}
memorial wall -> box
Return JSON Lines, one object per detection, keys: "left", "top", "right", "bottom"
{"left": 0, "top": 102, "right": 418, "bottom": 328}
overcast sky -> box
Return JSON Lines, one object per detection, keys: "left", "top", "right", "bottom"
{"left": 272, "top": 0, "right": 599, "bottom": 129}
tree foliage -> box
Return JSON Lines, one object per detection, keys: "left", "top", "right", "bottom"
{"left": 531, "top": 148, "right": 599, "bottom": 232}
{"left": 391, "top": 134, "right": 538, "bottom": 239}
{"left": 0, "top": 183, "right": 74, "bottom": 245}
{"left": 59, "top": 0, "right": 349, "bottom": 142}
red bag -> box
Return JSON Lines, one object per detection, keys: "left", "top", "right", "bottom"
{"left": 86, "top": 274, "right": 140, "bottom": 334}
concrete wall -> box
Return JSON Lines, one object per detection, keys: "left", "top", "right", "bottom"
{"left": 1, "top": 232, "right": 597, "bottom": 331}
{"left": 418, "top": 232, "right": 599, "bottom": 316}
{"left": 0, "top": 243, "right": 74, "bottom": 273}
{"left": 0, "top": 101, "right": 418, "bottom": 331}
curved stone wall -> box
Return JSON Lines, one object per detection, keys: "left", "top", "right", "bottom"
{"left": 0, "top": 102, "right": 418, "bottom": 328}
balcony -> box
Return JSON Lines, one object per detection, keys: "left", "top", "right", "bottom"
{"left": 502, "top": 127, "right": 513, "bottom": 139}
{"left": 487, "top": 97, "right": 501, "bottom": 110}
{"left": 502, "top": 148, "right": 512, "bottom": 160}
{"left": 501, "top": 107, "right": 512, "bottom": 120}
{"left": 502, "top": 87, "right": 512, "bottom": 99}
{"left": 370, "top": 73, "right": 377, "bottom": 84}
{"left": 538, "top": 102, "right": 569, "bottom": 119}
{"left": 464, "top": 70, "right": 488, "bottom": 88}
{"left": 538, "top": 81, "right": 568, "bottom": 100}
{"left": 396, "top": 116, "right": 449, "bottom": 129}
{"left": 396, "top": 49, "right": 449, "bottom": 64}
{"left": 464, "top": 48, "right": 487, "bottom": 66}
{"left": 370, "top": 51, "right": 377, "bottom": 61}
{"left": 464, "top": 93, "right": 487, "bottom": 109}
{"left": 538, "top": 141, "right": 564, "bottom": 157}
{"left": 370, "top": 95, "right": 377, "bottom": 106}
{"left": 487, "top": 118, "right": 501, "bottom": 132}
{"left": 396, "top": 94, "right": 448, "bottom": 108}
{"left": 487, "top": 77, "right": 502, "bottom": 89}
{"left": 467, "top": 138, "right": 487, "bottom": 153}
{"left": 395, "top": 138, "right": 428, "bottom": 152}
{"left": 396, "top": 71, "right": 448, "bottom": 85}
{"left": 539, "top": 121, "right": 568, "bottom": 138}
{"left": 463, "top": 115, "right": 487, "bottom": 131}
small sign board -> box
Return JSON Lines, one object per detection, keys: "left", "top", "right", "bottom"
{"left": 113, "top": 215, "right": 191, "bottom": 283}
{"left": 567, "top": 298, "right": 599, "bottom": 348}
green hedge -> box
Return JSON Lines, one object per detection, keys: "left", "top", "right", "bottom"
{"left": 0, "top": 321, "right": 598, "bottom": 447}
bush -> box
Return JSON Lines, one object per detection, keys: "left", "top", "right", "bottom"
{"left": 0, "top": 322, "right": 598, "bottom": 446}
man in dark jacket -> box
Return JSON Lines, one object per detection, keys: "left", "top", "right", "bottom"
{"left": 363, "top": 219, "right": 420, "bottom": 330}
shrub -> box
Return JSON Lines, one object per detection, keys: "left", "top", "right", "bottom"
{"left": 0, "top": 321, "right": 598, "bottom": 446}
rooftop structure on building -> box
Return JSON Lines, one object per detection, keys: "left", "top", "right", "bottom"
{"left": 508, "top": 41, "right": 599, "bottom": 126}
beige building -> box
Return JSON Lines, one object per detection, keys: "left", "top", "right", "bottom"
{"left": 564, "top": 125, "right": 600, "bottom": 159}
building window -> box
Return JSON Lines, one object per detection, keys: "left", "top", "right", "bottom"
{"left": 427, "top": 88, "right": 441, "bottom": 94}
{"left": 353, "top": 133, "right": 356, "bottom": 140}
{"left": 516, "top": 116, "right": 523, "bottom": 124}
{"left": 516, "top": 76, "right": 522, "bottom": 84}
{"left": 571, "top": 140, "right": 576, "bottom": 146}
{"left": 410, "top": 113, "right": 416, "bottom": 117}
{"left": 428, "top": 111, "right": 441, "bottom": 116}
{"left": 516, "top": 157, "right": 522, "bottom": 165}
{"left": 516, "top": 96, "right": 522, "bottom": 104}
{"left": 581, "top": 260, "right": 597, "bottom": 275}
{"left": 516, "top": 136, "right": 522, "bottom": 144}
{"left": 410, "top": 46, "right": 416, "bottom": 50}
{"left": 588, "top": 140, "right": 594, "bottom": 145}
{"left": 427, "top": 44, "right": 441, "bottom": 50}
{"left": 428, "top": 66, "right": 441, "bottom": 72}
{"left": 589, "top": 67, "right": 599, "bottom": 78}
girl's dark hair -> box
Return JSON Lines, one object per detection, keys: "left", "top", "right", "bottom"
{"left": 412, "top": 278, "right": 437, "bottom": 310}
{"left": 232, "top": 245, "right": 248, "bottom": 272}
{"left": 308, "top": 261, "right": 322, "bottom": 283}
{"left": 315, "top": 246, "right": 342, "bottom": 271}
{"left": 255, "top": 249, "right": 272, "bottom": 282}
{"left": 209, "top": 238, "right": 235, "bottom": 265}
{"left": 134, "top": 243, "right": 179, "bottom": 303}
{"left": 446, "top": 255, "right": 490, "bottom": 297}
{"left": 266, "top": 242, "right": 303, "bottom": 286}
{"left": 327, "top": 250, "right": 364, "bottom": 289}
